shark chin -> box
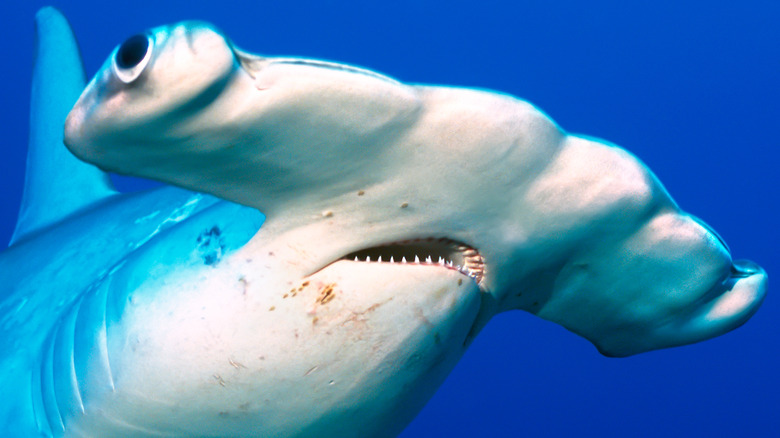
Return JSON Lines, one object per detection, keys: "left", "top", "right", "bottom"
{"left": 0, "top": 7, "right": 767, "bottom": 438}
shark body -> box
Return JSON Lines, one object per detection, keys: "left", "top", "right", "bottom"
{"left": 0, "top": 8, "right": 767, "bottom": 438}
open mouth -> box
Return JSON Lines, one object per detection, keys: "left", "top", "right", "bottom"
{"left": 340, "top": 237, "right": 485, "bottom": 286}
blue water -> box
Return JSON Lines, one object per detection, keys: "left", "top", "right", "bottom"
{"left": 1, "top": 1, "right": 777, "bottom": 436}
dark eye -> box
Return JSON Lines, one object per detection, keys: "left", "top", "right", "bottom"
{"left": 112, "top": 33, "right": 154, "bottom": 84}
{"left": 116, "top": 34, "right": 150, "bottom": 69}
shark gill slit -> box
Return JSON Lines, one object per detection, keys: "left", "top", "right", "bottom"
{"left": 30, "top": 348, "right": 53, "bottom": 435}
{"left": 53, "top": 295, "right": 86, "bottom": 425}
{"left": 72, "top": 277, "right": 117, "bottom": 416}
{"left": 340, "top": 237, "right": 485, "bottom": 285}
{"left": 35, "top": 280, "right": 118, "bottom": 433}
{"left": 40, "top": 320, "right": 65, "bottom": 433}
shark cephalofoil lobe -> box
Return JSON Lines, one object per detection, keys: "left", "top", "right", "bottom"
{"left": 0, "top": 7, "right": 767, "bottom": 438}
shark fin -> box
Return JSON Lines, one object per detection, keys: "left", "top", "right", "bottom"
{"left": 10, "top": 7, "right": 116, "bottom": 245}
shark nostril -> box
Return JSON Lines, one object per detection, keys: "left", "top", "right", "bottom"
{"left": 116, "top": 34, "right": 150, "bottom": 69}
{"left": 731, "top": 260, "right": 760, "bottom": 278}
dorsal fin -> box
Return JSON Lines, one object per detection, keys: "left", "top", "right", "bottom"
{"left": 10, "top": 7, "right": 116, "bottom": 245}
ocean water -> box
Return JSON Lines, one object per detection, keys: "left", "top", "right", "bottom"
{"left": 0, "top": 1, "right": 777, "bottom": 436}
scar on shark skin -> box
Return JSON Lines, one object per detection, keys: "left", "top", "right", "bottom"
{"left": 316, "top": 284, "right": 337, "bottom": 305}
{"left": 238, "top": 276, "right": 248, "bottom": 295}
{"left": 340, "top": 298, "right": 394, "bottom": 327}
{"left": 228, "top": 358, "right": 246, "bottom": 369}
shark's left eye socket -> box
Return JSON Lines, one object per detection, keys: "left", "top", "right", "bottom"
{"left": 112, "top": 33, "right": 153, "bottom": 84}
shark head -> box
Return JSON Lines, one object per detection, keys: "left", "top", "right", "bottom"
{"left": 58, "top": 18, "right": 770, "bottom": 436}
{"left": 65, "top": 21, "right": 767, "bottom": 360}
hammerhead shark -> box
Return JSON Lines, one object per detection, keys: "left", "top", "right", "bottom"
{"left": 0, "top": 8, "right": 766, "bottom": 437}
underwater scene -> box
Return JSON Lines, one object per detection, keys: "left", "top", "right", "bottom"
{"left": 0, "top": 0, "right": 777, "bottom": 436}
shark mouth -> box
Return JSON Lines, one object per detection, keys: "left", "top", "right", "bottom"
{"left": 340, "top": 238, "right": 485, "bottom": 285}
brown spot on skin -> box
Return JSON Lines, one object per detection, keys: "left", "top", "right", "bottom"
{"left": 312, "top": 317, "right": 319, "bottom": 325}
{"left": 239, "top": 402, "right": 251, "bottom": 411}
{"left": 301, "top": 281, "right": 310, "bottom": 287}
{"left": 283, "top": 294, "right": 289, "bottom": 299}
{"left": 219, "top": 411, "right": 230, "bottom": 418}
{"left": 316, "top": 284, "right": 337, "bottom": 305}
{"left": 400, "top": 202, "right": 409, "bottom": 208}
{"left": 268, "top": 252, "right": 274, "bottom": 256}
{"left": 322, "top": 210, "right": 333, "bottom": 218}
{"left": 357, "top": 190, "right": 365, "bottom": 196}
{"left": 458, "top": 279, "right": 463, "bottom": 286}
{"left": 269, "top": 306, "right": 276, "bottom": 311}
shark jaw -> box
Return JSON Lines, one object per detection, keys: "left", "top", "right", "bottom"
{"left": 332, "top": 237, "right": 485, "bottom": 286}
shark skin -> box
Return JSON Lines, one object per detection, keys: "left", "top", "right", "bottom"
{"left": 59, "top": 18, "right": 768, "bottom": 437}
{"left": 65, "top": 21, "right": 768, "bottom": 353}
{"left": 0, "top": 8, "right": 768, "bottom": 438}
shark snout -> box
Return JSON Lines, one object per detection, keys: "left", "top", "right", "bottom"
{"left": 655, "top": 258, "right": 767, "bottom": 352}
{"left": 711, "top": 259, "right": 767, "bottom": 320}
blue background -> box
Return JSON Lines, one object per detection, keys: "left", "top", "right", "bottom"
{"left": 1, "top": 1, "right": 777, "bottom": 436}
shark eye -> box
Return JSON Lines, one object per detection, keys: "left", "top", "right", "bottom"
{"left": 113, "top": 33, "right": 153, "bottom": 84}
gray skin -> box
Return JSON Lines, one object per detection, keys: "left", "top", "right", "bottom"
{"left": 59, "top": 20, "right": 766, "bottom": 437}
